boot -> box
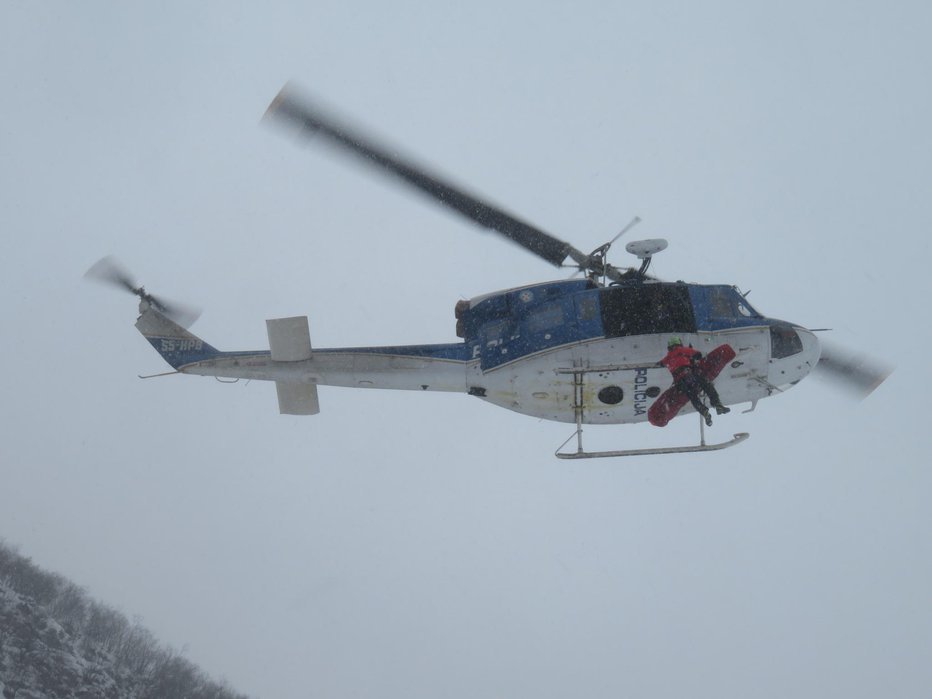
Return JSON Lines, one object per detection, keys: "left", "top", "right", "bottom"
{"left": 715, "top": 404, "right": 730, "bottom": 415}
{"left": 702, "top": 410, "right": 713, "bottom": 427}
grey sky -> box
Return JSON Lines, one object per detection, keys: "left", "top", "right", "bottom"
{"left": 2, "top": 2, "right": 931, "bottom": 697}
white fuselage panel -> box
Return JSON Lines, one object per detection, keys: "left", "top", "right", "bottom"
{"left": 180, "top": 327, "right": 819, "bottom": 425}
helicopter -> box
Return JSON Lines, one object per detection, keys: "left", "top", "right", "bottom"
{"left": 86, "top": 84, "right": 891, "bottom": 459}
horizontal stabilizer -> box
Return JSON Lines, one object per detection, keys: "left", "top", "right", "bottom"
{"left": 266, "top": 316, "right": 312, "bottom": 361}
{"left": 275, "top": 381, "right": 320, "bottom": 415}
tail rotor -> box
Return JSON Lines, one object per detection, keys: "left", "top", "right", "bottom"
{"left": 84, "top": 256, "right": 202, "bottom": 329}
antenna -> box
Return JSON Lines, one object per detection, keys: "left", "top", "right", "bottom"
{"left": 624, "top": 238, "right": 668, "bottom": 279}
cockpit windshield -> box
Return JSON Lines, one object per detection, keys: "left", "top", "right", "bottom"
{"left": 689, "top": 285, "right": 764, "bottom": 330}
{"left": 706, "top": 286, "right": 760, "bottom": 319}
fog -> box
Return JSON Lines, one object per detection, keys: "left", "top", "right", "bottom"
{"left": 1, "top": 2, "right": 930, "bottom": 697}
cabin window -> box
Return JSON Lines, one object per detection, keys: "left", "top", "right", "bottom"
{"left": 527, "top": 302, "right": 564, "bottom": 333}
{"left": 770, "top": 323, "right": 803, "bottom": 358}
{"left": 600, "top": 285, "right": 696, "bottom": 337}
{"left": 483, "top": 319, "right": 511, "bottom": 344}
{"left": 577, "top": 296, "right": 598, "bottom": 321}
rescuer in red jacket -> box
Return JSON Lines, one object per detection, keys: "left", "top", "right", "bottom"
{"left": 659, "top": 336, "right": 730, "bottom": 426}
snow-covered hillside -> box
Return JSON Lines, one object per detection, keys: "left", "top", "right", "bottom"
{"left": 0, "top": 542, "right": 251, "bottom": 699}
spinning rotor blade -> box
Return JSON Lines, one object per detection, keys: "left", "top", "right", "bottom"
{"left": 815, "top": 342, "right": 892, "bottom": 400}
{"left": 84, "top": 256, "right": 202, "bottom": 329}
{"left": 84, "top": 255, "right": 137, "bottom": 294}
{"left": 265, "top": 85, "right": 588, "bottom": 269}
{"left": 144, "top": 297, "right": 202, "bottom": 330}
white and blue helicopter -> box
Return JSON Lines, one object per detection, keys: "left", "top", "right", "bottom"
{"left": 87, "top": 86, "right": 890, "bottom": 458}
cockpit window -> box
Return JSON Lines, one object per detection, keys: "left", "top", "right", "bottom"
{"left": 708, "top": 287, "right": 760, "bottom": 319}
{"left": 709, "top": 288, "right": 734, "bottom": 317}
{"left": 770, "top": 323, "right": 803, "bottom": 358}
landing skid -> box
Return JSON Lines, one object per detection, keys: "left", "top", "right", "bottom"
{"left": 554, "top": 362, "right": 749, "bottom": 459}
{"left": 555, "top": 414, "right": 749, "bottom": 460}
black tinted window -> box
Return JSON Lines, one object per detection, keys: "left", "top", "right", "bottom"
{"left": 600, "top": 284, "right": 696, "bottom": 337}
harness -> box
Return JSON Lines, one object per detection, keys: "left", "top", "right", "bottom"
{"left": 672, "top": 365, "right": 695, "bottom": 381}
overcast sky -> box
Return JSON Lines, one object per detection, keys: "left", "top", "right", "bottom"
{"left": 2, "top": 2, "right": 931, "bottom": 697}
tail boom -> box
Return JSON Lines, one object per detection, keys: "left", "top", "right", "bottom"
{"left": 137, "top": 305, "right": 470, "bottom": 389}
{"left": 178, "top": 349, "right": 471, "bottom": 393}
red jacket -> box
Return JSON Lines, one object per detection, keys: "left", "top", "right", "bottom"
{"left": 660, "top": 345, "right": 701, "bottom": 377}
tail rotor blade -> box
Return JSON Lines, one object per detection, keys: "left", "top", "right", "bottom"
{"left": 84, "top": 256, "right": 202, "bottom": 329}
{"left": 84, "top": 255, "right": 138, "bottom": 295}
{"left": 149, "top": 295, "right": 202, "bottom": 329}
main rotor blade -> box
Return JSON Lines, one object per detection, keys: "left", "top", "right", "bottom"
{"left": 815, "top": 342, "right": 893, "bottom": 400}
{"left": 265, "top": 85, "right": 587, "bottom": 269}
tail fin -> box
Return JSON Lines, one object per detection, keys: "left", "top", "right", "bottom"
{"left": 135, "top": 302, "right": 221, "bottom": 370}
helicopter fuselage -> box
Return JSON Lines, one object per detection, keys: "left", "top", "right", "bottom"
{"left": 137, "top": 278, "right": 820, "bottom": 424}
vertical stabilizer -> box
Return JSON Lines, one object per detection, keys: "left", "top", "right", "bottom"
{"left": 135, "top": 303, "right": 220, "bottom": 369}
